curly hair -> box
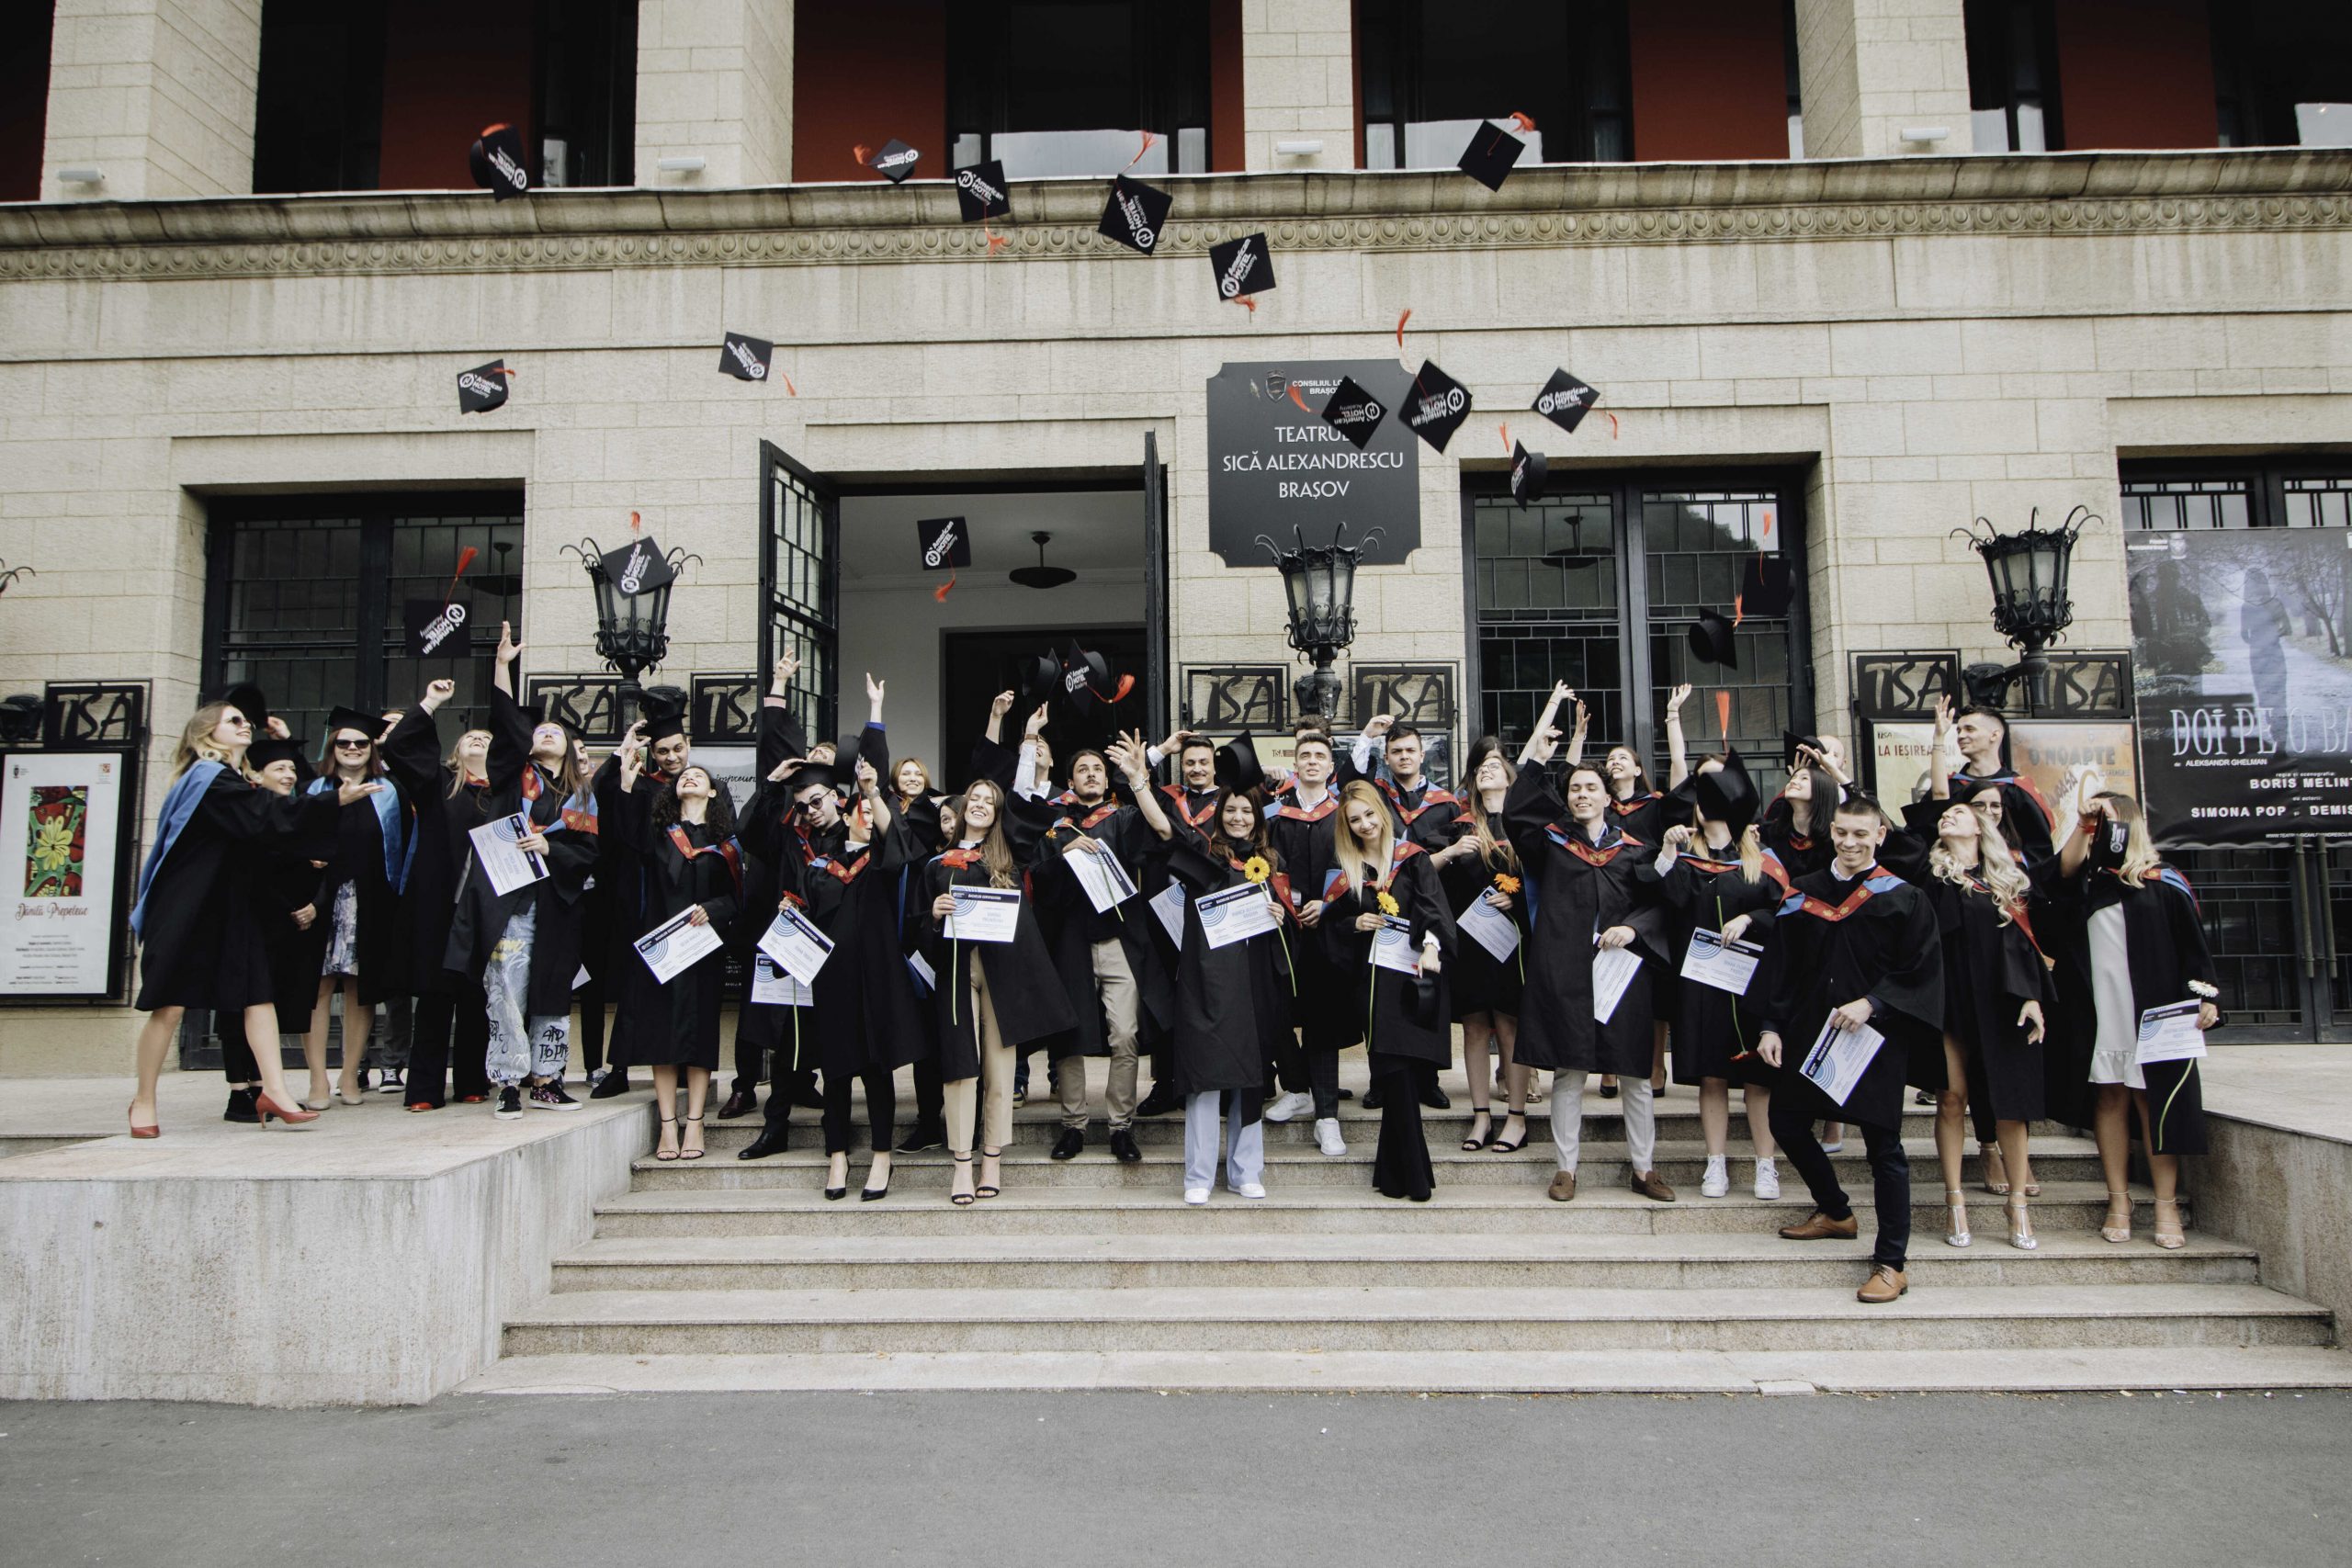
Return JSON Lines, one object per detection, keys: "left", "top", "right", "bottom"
{"left": 651, "top": 766, "right": 740, "bottom": 838}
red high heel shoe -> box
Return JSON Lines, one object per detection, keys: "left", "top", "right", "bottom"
{"left": 253, "top": 1091, "right": 320, "bottom": 1126}
{"left": 128, "top": 1102, "right": 160, "bottom": 1139}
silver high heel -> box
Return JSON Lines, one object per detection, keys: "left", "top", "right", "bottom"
{"left": 2007, "top": 1196, "right": 2037, "bottom": 1251}
{"left": 1943, "top": 1190, "right": 1971, "bottom": 1247}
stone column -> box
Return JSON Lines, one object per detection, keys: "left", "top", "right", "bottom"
{"left": 636, "top": 0, "right": 795, "bottom": 187}
{"left": 1792, "top": 0, "right": 1973, "bottom": 159}
{"left": 39, "top": 0, "right": 263, "bottom": 201}
{"left": 1241, "top": 0, "right": 1355, "bottom": 171}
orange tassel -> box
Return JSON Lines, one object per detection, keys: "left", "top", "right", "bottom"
{"left": 1125, "top": 130, "right": 1158, "bottom": 170}
{"left": 1287, "top": 383, "right": 1312, "bottom": 413}
{"left": 934, "top": 574, "right": 956, "bottom": 603}
{"left": 983, "top": 222, "right": 1009, "bottom": 254}
{"left": 442, "top": 546, "right": 478, "bottom": 609}
{"left": 852, "top": 142, "right": 872, "bottom": 166}
{"left": 1498, "top": 423, "right": 1511, "bottom": 454}
{"left": 629, "top": 511, "right": 641, "bottom": 533}
{"left": 1733, "top": 593, "right": 1746, "bottom": 629}
{"left": 780, "top": 371, "right": 797, "bottom": 397}
{"left": 1394, "top": 307, "right": 1412, "bottom": 349}
{"left": 1715, "top": 690, "right": 1732, "bottom": 738}
{"left": 1603, "top": 410, "right": 1619, "bottom": 438}
{"left": 1509, "top": 112, "right": 1538, "bottom": 133}
{"left": 1232, "top": 295, "right": 1257, "bottom": 315}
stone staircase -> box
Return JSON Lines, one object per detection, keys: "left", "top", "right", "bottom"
{"left": 467, "top": 1066, "right": 2351, "bottom": 1395}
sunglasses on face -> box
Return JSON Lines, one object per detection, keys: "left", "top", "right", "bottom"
{"left": 334, "top": 739, "right": 371, "bottom": 750}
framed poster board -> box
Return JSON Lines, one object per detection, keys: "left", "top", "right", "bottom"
{"left": 0, "top": 750, "right": 137, "bottom": 1001}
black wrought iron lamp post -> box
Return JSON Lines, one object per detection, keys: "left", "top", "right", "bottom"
{"left": 1951, "top": 505, "right": 2098, "bottom": 711}
{"left": 1258, "top": 523, "right": 1384, "bottom": 725}
{"left": 560, "top": 536, "right": 699, "bottom": 715}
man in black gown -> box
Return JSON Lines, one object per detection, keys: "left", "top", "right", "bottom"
{"left": 1755, "top": 794, "right": 1944, "bottom": 1303}
{"left": 1943, "top": 703, "right": 2055, "bottom": 863}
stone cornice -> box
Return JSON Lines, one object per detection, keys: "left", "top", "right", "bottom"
{"left": 3, "top": 149, "right": 2348, "bottom": 280}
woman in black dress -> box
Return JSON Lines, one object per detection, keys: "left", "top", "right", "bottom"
{"left": 616, "top": 734, "right": 750, "bottom": 1162}
{"left": 127, "top": 700, "right": 366, "bottom": 1134}
{"left": 1442, "top": 742, "right": 1529, "bottom": 1155}
{"left": 380, "top": 681, "right": 496, "bottom": 1111}
{"left": 300, "top": 707, "right": 413, "bottom": 1109}
{"left": 1318, "top": 780, "right": 1455, "bottom": 1201}
{"left": 1921, "top": 798, "right": 2052, "bottom": 1251}
{"left": 238, "top": 733, "right": 331, "bottom": 1120}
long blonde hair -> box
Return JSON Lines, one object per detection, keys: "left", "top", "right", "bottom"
{"left": 1334, "top": 779, "right": 1397, "bottom": 896}
{"left": 173, "top": 703, "right": 241, "bottom": 777}
{"left": 1930, "top": 800, "right": 2029, "bottom": 920}
{"left": 954, "top": 778, "right": 1020, "bottom": 890}
{"left": 2094, "top": 791, "right": 2164, "bottom": 886}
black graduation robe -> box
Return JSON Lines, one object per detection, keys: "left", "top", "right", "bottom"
{"left": 918, "top": 844, "right": 1078, "bottom": 1077}
{"left": 1603, "top": 786, "right": 1665, "bottom": 850}
{"left": 1161, "top": 824, "right": 1297, "bottom": 1097}
{"left": 1437, "top": 799, "right": 1527, "bottom": 1021}
{"left": 1924, "top": 873, "right": 2054, "bottom": 1129}
{"left": 133, "top": 767, "right": 340, "bottom": 1013}
{"left": 608, "top": 795, "right": 750, "bottom": 1072}
{"left": 1032, "top": 791, "right": 1174, "bottom": 1057}
{"left": 380, "top": 705, "right": 497, "bottom": 998}
{"left": 1637, "top": 841, "right": 1788, "bottom": 1086}
{"left": 1752, "top": 863, "right": 1946, "bottom": 1133}
{"left": 255, "top": 813, "right": 337, "bottom": 1028}
{"left": 1316, "top": 842, "right": 1457, "bottom": 1068}
{"left": 1501, "top": 769, "right": 1670, "bottom": 1077}
{"left": 1758, "top": 803, "right": 1833, "bottom": 881}
{"left": 1265, "top": 785, "right": 1344, "bottom": 1029}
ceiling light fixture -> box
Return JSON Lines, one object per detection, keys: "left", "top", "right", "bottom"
{"left": 1009, "top": 530, "right": 1076, "bottom": 590}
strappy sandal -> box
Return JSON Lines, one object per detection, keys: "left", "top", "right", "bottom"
{"left": 977, "top": 1146, "right": 1002, "bottom": 1200}
{"left": 1460, "top": 1109, "right": 1495, "bottom": 1152}
{"left": 950, "top": 1151, "right": 977, "bottom": 1206}
{"left": 679, "top": 1113, "right": 706, "bottom": 1160}
{"left": 2100, "top": 1190, "right": 2132, "bottom": 1244}
{"left": 2152, "top": 1197, "right": 2187, "bottom": 1250}
{"left": 1488, "top": 1113, "right": 1529, "bottom": 1155}
{"left": 653, "top": 1113, "right": 680, "bottom": 1161}
{"left": 1944, "top": 1189, "right": 1972, "bottom": 1247}
{"left": 1980, "top": 1142, "right": 2010, "bottom": 1196}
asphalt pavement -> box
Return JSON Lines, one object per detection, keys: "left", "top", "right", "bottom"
{"left": 4, "top": 1390, "right": 2345, "bottom": 1567}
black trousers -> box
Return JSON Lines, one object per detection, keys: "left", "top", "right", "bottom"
{"left": 1369, "top": 1056, "right": 1432, "bottom": 1201}
{"left": 407, "top": 982, "right": 492, "bottom": 1106}
{"left": 821, "top": 1066, "right": 898, "bottom": 1156}
{"left": 220, "top": 1014, "right": 260, "bottom": 1086}
{"left": 575, "top": 978, "right": 611, "bottom": 1075}
{"left": 1770, "top": 1092, "right": 1911, "bottom": 1269}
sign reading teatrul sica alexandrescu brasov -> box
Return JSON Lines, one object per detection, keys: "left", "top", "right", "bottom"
{"left": 1204, "top": 361, "right": 1421, "bottom": 567}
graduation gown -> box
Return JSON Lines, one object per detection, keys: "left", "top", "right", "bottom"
{"left": 255, "top": 838, "right": 332, "bottom": 1028}
{"left": 1162, "top": 825, "right": 1297, "bottom": 1097}
{"left": 1032, "top": 791, "right": 1174, "bottom": 1057}
{"left": 1638, "top": 843, "right": 1788, "bottom": 1086}
{"left": 732, "top": 829, "right": 818, "bottom": 1074}
{"left": 1944, "top": 767, "right": 2056, "bottom": 864}
{"left": 1501, "top": 769, "right": 1670, "bottom": 1077}
{"left": 306, "top": 775, "right": 413, "bottom": 1003}
{"left": 1604, "top": 786, "right": 1665, "bottom": 850}
{"left": 610, "top": 803, "right": 749, "bottom": 1072}
{"left": 380, "top": 706, "right": 496, "bottom": 998}
{"left": 918, "top": 847, "right": 1078, "bottom": 1078}
{"left": 2031, "top": 861, "right": 2218, "bottom": 1154}
{"left": 1316, "top": 843, "right": 1457, "bottom": 1068}
{"left": 1265, "top": 785, "right": 1345, "bottom": 1032}
{"left": 442, "top": 688, "right": 600, "bottom": 1018}
{"left": 1758, "top": 804, "right": 1833, "bottom": 881}
{"left": 1925, "top": 874, "right": 2053, "bottom": 1129}
{"left": 1437, "top": 805, "right": 1527, "bottom": 1021}
{"left": 132, "top": 764, "right": 340, "bottom": 1013}
{"left": 1753, "top": 863, "right": 1946, "bottom": 1133}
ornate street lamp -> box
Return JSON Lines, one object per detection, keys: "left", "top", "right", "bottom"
{"left": 1258, "top": 523, "right": 1384, "bottom": 724}
{"left": 560, "top": 534, "right": 700, "bottom": 714}
{"left": 1951, "top": 505, "right": 2098, "bottom": 710}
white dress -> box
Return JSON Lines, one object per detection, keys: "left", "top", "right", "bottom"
{"left": 2085, "top": 902, "right": 2142, "bottom": 1089}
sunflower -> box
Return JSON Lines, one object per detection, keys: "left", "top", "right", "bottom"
{"left": 1243, "top": 855, "right": 1272, "bottom": 884}
{"left": 1375, "top": 889, "right": 1400, "bottom": 917}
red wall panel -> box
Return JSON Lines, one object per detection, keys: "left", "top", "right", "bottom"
{"left": 793, "top": 2, "right": 948, "bottom": 183}
{"left": 376, "top": 3, "right": 535, "bottom": 190}
{"left": 1210, "top": 0, "right": 1244, "bottom": 172}
{"left": 1, "top": 2, "right": 56, "bottom": 202}
{"left": 2052, "top": 0, "right": 2217, "bottom": 150}
{"left": 1627, "top": 0, "right": 1788, "bottom": 163}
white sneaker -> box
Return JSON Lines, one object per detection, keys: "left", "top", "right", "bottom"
{"left": 1184, "top": 1187, "right": 1211, "bottom": 1205}
{"left": 1314, "top": 1118, "right": 1348, "bottom": 1157}
{"left": 1700, "top": 1155, "right": 1730, "bottom": 1199}
{"left": 1236, "top": 1181, "right": 1267, "bottom": 1200}
{"left": 1754, "top": 1160, "right": 1781, "bottom": 1201}
{"left": 1263, "top": 1091, "right": 1313, "bottom": 1123}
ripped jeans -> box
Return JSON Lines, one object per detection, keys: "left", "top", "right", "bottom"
{"left": 484, "top": 904, "right": 570, "bottom": 1089}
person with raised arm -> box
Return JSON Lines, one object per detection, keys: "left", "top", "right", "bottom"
{"left": 297, "top": 704, "right": 415, "bottom": 1108}
{"left": 1938, "top": 700, "right": 2056, "bottom": 864}
{"left": 379, "top": 680, "right": 498, "bottom": 1110}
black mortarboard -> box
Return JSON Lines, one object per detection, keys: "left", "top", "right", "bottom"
{"left": 1320, "top": 376, "right": 1387, "bottom": 450}
{"left": 1534, "top": 368, "right": 1599, "bottom": 434}
{"left": 246, "top": 734, "right": 308, "bottom": 773}
{"left": 2084, "top": 811, "right": 2132, "bottom": 872}
{"left": 954, "top": 159, "right": 1011, "bottom": 221}
{"left": 1510, "top": 442, "right": 1547, "bottom": 510}
{"left": 220, "top": 682, "right": 270, "bottom": 734}
{"left": 404, "top": 598, "right": 471, "bottom": 660}
{"left": 1403, "top": 965, "right": 1444, "bottom": 1026}
{"left": 916, "top": 515, "right": 971, "bottom": 571}
{"left": 1738, "top": 554, "right": 1796, "bottom": 619}
{"left": 1400, "top": 361, "right": 1472, "bottom": 453}
{"left": 1457, "top": 118, "right": 1531, "bottom": 192}
{"left": 1209, "top": 232, "right": 1274, "bottom": 301}
{"left": 469, "top": 124, "right": 530, "bottom": 200}
{"left": 1696, "top": 750, "right": 1760, "bottom": 835}
{"left": 1060, "top": 640, "right": 1114, "bottom": 721}
{"left": 640, "top": 693, "right": 687, "bottom": 746}
{"left": 324, "top": 705, "right": 384, "bottom": 745}
{"left": 1781, "top": 730, "right": 1823, "bottom": 767}
{"left": 1098, "top": 174, "right": 1171, "bottom": 254}
{"left": 867, "top": 139, "right": 920, "bottom": 183}
{"left": 1215, "top": 731, "right": 1265, "bottom": 795}
{"left": 1688, "top": 611, "right": 1738, "bottom": 669}
{"left": 457, "top": 360, "right": 511, "bottom": 414}
{"left": 719, "top": 331, "right": 774, "bottom": 382}
{"left": 1015, "top": 649, "right": 1063, "bottom": 719}
{"left": 599, "top": 534, "right": 675, "bottom": 596}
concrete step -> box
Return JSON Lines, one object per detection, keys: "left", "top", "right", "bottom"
{"left": 623, "top": 1134, "right": 2109, "bottom": 1190}
{"left": 463, "top": 1343, "right": 2352, "bottom": 1395}
{"left": 502, "top": 1281, "right": 2335, "bottom": 1357}
{"left": 591, "top": 1180, "right": 2186, "bottom": 1238}
{"left": 548, "top": 1228, "right": 2259, "bottom": 1293}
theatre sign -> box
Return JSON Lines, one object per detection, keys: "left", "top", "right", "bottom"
{"left": 1205, "top": 360, "right": 1421, "bottom": 567}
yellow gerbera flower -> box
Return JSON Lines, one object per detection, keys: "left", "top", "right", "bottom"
{"left": 1243, "top": 855, "right": 1272, "bottom": 884}
{"left": 1375, "top": 889, "right": 1400, "bottom": 917}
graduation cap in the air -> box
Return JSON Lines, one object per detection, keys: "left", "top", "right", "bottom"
{"left": 403, "top": 598, "right": 471, "bottom": 660}
{"left": 323, "top": 705, "right": 387, "bottom": 750}
{"left": 1060, "top": 640, "right": 1115, "bottom": 722}
{"left": 469, "top": 123, "right": 530, "bottom": 199}
{"left": 1400, "top": 361, "right": 1472, "bottom": 453}
{"left": 1738, "top": 554, "right": 1797, "bottom": 620}
{"left": 718, "top": 331, "right": 774, "bottom": 383}
{"left": 1098, "top": 174, "right": 1172, "bottom": 254}
{"left": 1215, "top": 731, "right": 1265, "bottom": 795}
{"left": 1015, "top": 649, "right": 1063, "bottom": 720}
{"left": 1457, "top": 118, "right": 1532, "bottom": 192}
{"left": 1209, "top": 232, "right": 1274, "bottom": 302}
{"left": 245, "top": 733, "right": 309, "bottom": 774}
{"left": 1510, "top": 442, "right": 1548, "bottom": 510}
{"left": 953, "top": 159, "right": 1011, "bottom": 221}
{"left": 866, "top": 139, "right": 921, "bottom": 183}
{"left": 457, "top": 360, "right": 512, "bottom": 414}
{"left": 1533, "top": 368, "right": 1600, "bottom": 434}
{"left": 1320, "top": 376, "right": 1387, "bottom": 450}
{"left": 916, "top": 515, "right": 971, "bottom": 571}
{"left": 1695, "top": 749, "right": 1760, "bottom": 835}
{"left": 1688, "top": 610, "right": 1738, "bottom": 669}
{"left": 600, "top": 533, "right": 675, "bottom": 597}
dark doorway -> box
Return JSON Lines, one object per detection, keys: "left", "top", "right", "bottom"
{"left": 939, "top": 626, "right": 1150, "bottom": 793}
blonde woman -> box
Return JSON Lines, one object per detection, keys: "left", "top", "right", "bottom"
{"left": 126, "top": 695, "right": 371, "bottom": 1134}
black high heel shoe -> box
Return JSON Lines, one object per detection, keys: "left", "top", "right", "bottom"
{"left": 861, "top": 1155, "right": 892, "bottom": 1202}
{"left": 653, "top": 1112, "right": 680, "bottom": 1161}
{"left": 1460, "top": 1109, "right": 1495, "bottom": 1152}
{"left": 823, "top": 1154, "right": 847, "bottom": 1201}
{"left": 1488, "top": 1111, "right": 1529, "bottom": 1155}
{"left": 679, "top": 1112, "right": 707, "bottom": 1161}
{"left": 949, "top": 1151, "right": 977, "bottom": 1206}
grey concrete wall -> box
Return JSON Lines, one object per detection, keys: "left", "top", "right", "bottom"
{"left": 2199, "top": 1116, "right": 2352, "bottom": 1334}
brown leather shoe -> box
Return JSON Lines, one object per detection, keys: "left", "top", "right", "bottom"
{"left": 1628, "top": 1169, "right": 1676, "bottom": 1202}
{"left": 715, "top": 1085, "right": 757, "bottom": 1122}
{"left": 1778, "top": 1209, "right": 1860, "bottom": 1241}
{"left": 1546, "top": 1169, "right": 1577, "bottom": 1202}
{"left": 1857, "top": 1264, "right": 1908, "bottom": 1303}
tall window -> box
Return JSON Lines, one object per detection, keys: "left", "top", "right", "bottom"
{"left": 1965, "top": 0, "right": 2063, "bottom": 152}
{"left": 761, "top": 448, "right": 839, "bottom": 748}
{"left": 1360, "top": 0, "right": 1632, "bottom": 169}
{"left": 2211, "top": 3, "right": 2352, "bottom": 148}
{"left": 946, "top": 0, "right": 1212, "bottom": 177}
{"left": 206, "top": 493, "right": 524, "bottom": 742}
{"left": 253, "top": 0, "right": 636, "bottom": 195}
